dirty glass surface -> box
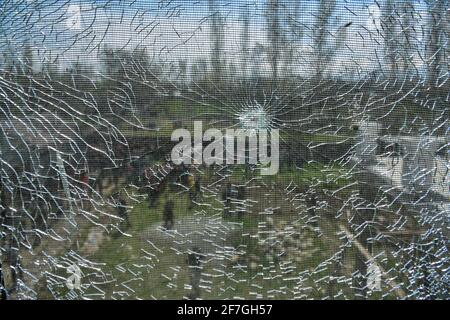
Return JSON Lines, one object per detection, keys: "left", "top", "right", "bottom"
{"left": 0, "top": 0, "right": 448, "bottom": 300}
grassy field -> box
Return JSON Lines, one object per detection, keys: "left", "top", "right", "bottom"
{"left": 58, "top": 161, "right": 402, "bottom": 300}
{"left": 29, "top": 119, "right": 408, "bottom": 300}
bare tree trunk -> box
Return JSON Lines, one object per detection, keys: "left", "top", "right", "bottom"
{"left": 427, "top": 1, "right": 448, "bottom": 88}
{"left": 283, "top": 1, "right": 302, "bottom": 78}
{"left": 209, "top": 0, "right": 224, "bottom": 83}
{"left": 312, "top": 0, "right": 348, "bottom": 82}
{"left": 241, "top": 1, "right": 250, "bottom": 78}
{"left": 382, "top": 0, "right": 398, "bottom": 77}
{"left": 267, "top": 0, "right": 280, "bottom": 84}
{"left": 400, "top": 1, "right": 417, "bottom": 75}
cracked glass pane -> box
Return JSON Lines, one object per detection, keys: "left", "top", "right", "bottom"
{"left": 0, "top": 0, "right": 448, "bottom": 300}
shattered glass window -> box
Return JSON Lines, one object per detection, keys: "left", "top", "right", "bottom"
{"left": 0, "top": 0, "right": 448, "bottom": 300}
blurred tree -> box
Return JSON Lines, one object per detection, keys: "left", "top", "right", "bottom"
{"left": 399, "top": 1, "right": 418, "bottom": 76}
{"left": 266, "top": 0, "right": 281, "bottom": 83}
{"left": 240, "top": 1, "right": 250, "bottom": 78}
{"left": 21, "top": 40, "right": 34, "bottom": 75}
{"left": 282, "top": 0, "right": 304, "bottom": 78}
{"left": 227, "top": 61, "right": 237, "bottom": 81}
{"left": 98, "top": 45, "right": 163, "bottom": 121}
{"left": 178, "top": 59, "right": 187, "bottom": 85}
{"left": 250, "top": 42, "right": 265, "bottom": 79}
{"left": 426, "top": 1, "right": 448, "bottom": 87}
{"left": 382, "top": 0, "right": 398, "bottom": 76}
{"left": 100, "top": 45, "right": 150, "bottom": 82}
{"left": 191, "top": 57, "right": 209, "bottom": 84}
{"left": 381, "top": 0, "right": 418, "bottom": 78}
{"left": 312, "top": 0, "right": 348, "bottom": 81}
{"left": 40, "top": 54, "right": 60, "bottom": 80}
{"left": 208, "top": 0, "right": 225, "bottom": 83}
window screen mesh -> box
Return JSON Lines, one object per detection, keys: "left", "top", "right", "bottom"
{"left": 0, "top": 0, "right": 448, "bottom": 300}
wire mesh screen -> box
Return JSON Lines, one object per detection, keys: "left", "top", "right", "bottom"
{"left": 0, "top": 0, "right": 448, "bottom": 300}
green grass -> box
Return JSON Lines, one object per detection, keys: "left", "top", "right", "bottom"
{"left": 228, "top": 163, "right": 355, "bottom": 191}
{"left": 73, "top": 164, "right": 377, "bottom": 300}
{"left": 299, "top": 133, "right": 355, "bottom": 144}
{"left": 156, "top": 99, "right": 221, "bottom": 119}
{"left": 120, "top": 118, "right": 227, "bottom": 139}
